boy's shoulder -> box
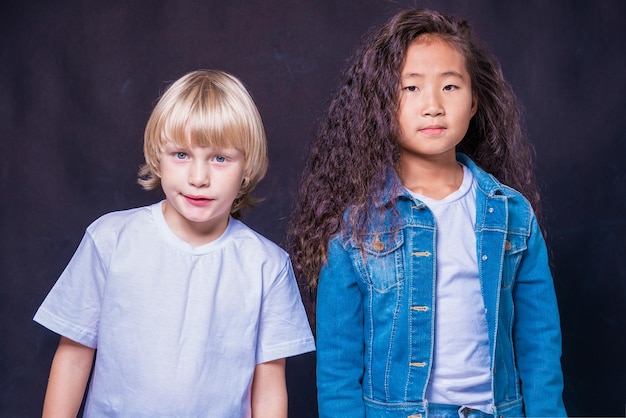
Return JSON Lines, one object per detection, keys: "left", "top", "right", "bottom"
{"left": 85, "top": 204, "right": 154, "bottom": 237}
{"left": 226, "top": 219, "right": 289, "bottom": 259}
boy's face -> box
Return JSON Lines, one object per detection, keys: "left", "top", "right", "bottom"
{"left": 159, "top": 141, "right": 246, "bottom": 246}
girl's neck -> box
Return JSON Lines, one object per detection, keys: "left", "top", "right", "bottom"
{"left": 399, "top": 156, "right": 464, "bottom": 200}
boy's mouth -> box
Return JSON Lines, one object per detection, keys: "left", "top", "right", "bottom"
{"left": 184, "top": 195, "right": 213, "bottom": 205}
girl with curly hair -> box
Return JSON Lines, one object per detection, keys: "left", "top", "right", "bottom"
{"left": 287, "top": 8, "right": 565, "bottom": 418}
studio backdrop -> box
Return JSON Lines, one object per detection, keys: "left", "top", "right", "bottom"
{"left": 1, "top": 1, "right": 624, "bottom": 416}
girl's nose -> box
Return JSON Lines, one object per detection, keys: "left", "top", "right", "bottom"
{"left": 421, "top": 90, "right": 444, "bottom": 117}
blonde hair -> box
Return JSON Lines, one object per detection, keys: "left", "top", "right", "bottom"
{"left": 139, "top": 70, "right": 268, "bottom": 218}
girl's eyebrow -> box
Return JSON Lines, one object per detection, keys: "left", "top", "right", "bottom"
{"left": 402, "top": 70, "right": 466, "bottom": 79}
{"left": 441, "top": 70, "right": 466, "bottom": 79}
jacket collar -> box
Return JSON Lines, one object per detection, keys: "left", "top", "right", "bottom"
{"left": 378, "top": 153, "right": 505, "bottom": 207}
{"left": 456, "top": 153, "right": 506, "bottom": 197}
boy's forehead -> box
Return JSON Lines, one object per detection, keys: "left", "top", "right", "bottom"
{"left": 162, "top": 136, "right": 244, "bottom": 152}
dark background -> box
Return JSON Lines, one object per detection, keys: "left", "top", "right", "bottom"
{"left": 1, "top": 1, "right": 625, "bottom": 417}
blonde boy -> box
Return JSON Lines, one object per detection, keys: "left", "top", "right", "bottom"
{"left": 35, "top": 70, "right": 315, "bottom": 417}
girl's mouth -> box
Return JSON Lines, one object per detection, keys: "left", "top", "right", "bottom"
{"left": 420, "top": 127, "right": 446, "bottom": 136}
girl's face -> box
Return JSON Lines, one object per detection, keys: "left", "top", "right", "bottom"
{"left": 397, "top": 36, "right": 477, "bottom": 165}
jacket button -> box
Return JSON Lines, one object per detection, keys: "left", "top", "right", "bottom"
{"left": 372, "top": 235, "right": 384, "bottom": 251}
{"left": 481, "top": 255, "right": 488, "bottom": 261}
{"left": 505, "top": 240, "right": 512, "bottom": 251}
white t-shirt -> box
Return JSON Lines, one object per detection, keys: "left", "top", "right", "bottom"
{"left": 408, "top": 165, "right": 492, "bottom": 412}
{"left": 34, "top": 201, "right": 315, "bottom": 417}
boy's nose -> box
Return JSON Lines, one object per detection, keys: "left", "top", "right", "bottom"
{"left": 188, "top": 163, "right": 210, "bottom": 187}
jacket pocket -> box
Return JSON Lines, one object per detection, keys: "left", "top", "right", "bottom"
{"left": 351, "top": 230, "right": 405, "bottom": 292}
{"left": 501, "top": 233, "right": 527, "bottom": 290}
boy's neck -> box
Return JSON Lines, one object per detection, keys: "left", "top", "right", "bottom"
{"left": 161, "top": 201, "right": 230, "bottom": 247}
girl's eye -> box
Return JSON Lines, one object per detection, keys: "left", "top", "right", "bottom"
{"left": 403, "top": 85, "right": 418, "bottom": 92}
{"left": 443, "top": 85, "right": 458, "bottom": 91}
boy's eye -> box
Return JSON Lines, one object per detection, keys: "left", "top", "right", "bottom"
{"left": 214, "top": 155, "right": 226, "bottom": 163}
{"left": 175, "top": 152, "right": 188, "bottom": 159}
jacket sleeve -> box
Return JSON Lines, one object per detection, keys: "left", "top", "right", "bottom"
{"left": 512, "top": 216, "right": 567, "bottom": 417}
{"left": 316, "top": 237, "right": 366, "bottom": 418}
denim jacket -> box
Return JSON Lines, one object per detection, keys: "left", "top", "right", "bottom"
{"left": 316, "top": 154, "right": 566, "bottom": 418}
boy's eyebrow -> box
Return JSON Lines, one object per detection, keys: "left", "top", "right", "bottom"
{"left": 162, "top": 142, "right": 189, "bottom": 151}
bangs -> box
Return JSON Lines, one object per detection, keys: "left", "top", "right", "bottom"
{"left": 141, "top": 70, "right": 268, "bottom": 195}
{"left": 160, "top": 82, "right": 252, "bottom": 153}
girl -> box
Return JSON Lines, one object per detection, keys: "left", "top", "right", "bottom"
{"left": 287, "top": 9, "right": 566, "bottom": 418}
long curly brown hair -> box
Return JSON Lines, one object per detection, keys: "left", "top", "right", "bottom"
{"left": 286, "top": 9, "right": 540, "bottom": 312}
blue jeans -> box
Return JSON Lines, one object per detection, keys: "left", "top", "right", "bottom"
{"left": 428, "top": 403, "right": 494, "bottom": 418}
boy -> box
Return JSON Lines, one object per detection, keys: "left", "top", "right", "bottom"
{"left": 34, "top": 70, "right": 315, "bottom": 417}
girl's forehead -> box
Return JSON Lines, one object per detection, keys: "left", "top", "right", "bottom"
{"left": 410, "top": 34, "right": 467, "bottom": 56}
{"left": 408, "top": 34, "right": 459, "bottom": 53}
{"left": 402, "top": 35, "right": 469, "bottom": 74}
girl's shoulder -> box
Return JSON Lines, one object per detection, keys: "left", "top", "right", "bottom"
{"left": 471, "top": 174, "right": 537, "bottom": 236}
{"left": 460, "top": 153, "right": 532, "bottom": 204}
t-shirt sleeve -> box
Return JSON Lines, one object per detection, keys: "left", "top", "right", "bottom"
{"left": 255, "top": 258, "right": 315, "bottom": 364}
{"left": 33, "top": 231, "right": 106, "bottom": 348}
